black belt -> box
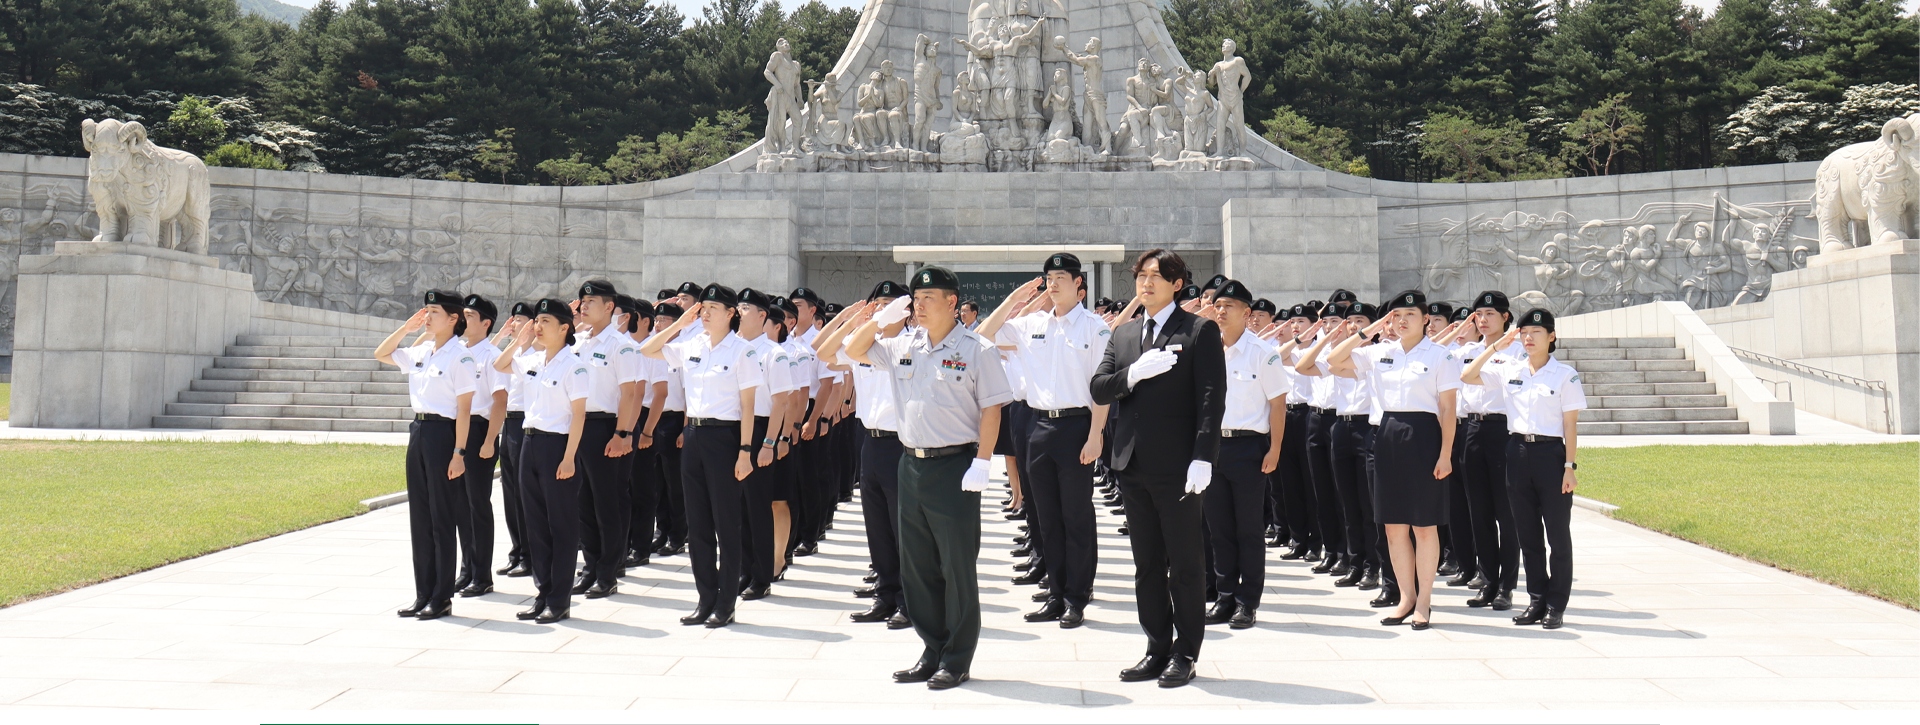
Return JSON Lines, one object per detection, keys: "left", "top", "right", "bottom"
{"left": 869, "top": 429, "right": 898, "bottom": 439}
{"left": 689, "top": 417, "right": 741, "bottom": 427}
{"left": 526, "top": 428, "right": 565, "bottom": 437}
{"left": 1036, "top": 407, "right": 1090, "bottom": 419}
{"left": 1221, "top": 429, "right": 1267, "bottom": 438}
{"left": 1466, "top": 413, "right": 1506, "bottom": 422}
{"left": 1286, "top": 403, "right": 1309, "bottom": 411}
{"left": 906, "top": 443, "right": 977, "bottom": 459}
{"left": 1513, "top": 433, "right": 1561, "bottom": 443}
{"left": 1335, "top": 413, "right": 1369, "bottom": 422}
{"left": 585, "top": 412, "right": 617, "bottom": 421}
{"left": 414, "top": 413, "right": 452, "bottom": 422}
{"left": 1314, "top": 407, "right": 1338, "bottom": 416}
{"left": 505, "top": 411, "right": 525, "bottom": 420}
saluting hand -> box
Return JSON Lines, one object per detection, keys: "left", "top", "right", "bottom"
{"left": 403, "top": 308, "right": 429, "bottom": 333}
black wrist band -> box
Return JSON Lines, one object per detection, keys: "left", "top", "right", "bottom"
{"left": 738, "top": 444, "right": 754, "bottom": 453}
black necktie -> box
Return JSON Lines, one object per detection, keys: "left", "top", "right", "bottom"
{"left": 1143, "top": 318, "right": 1156, "bottom": 350}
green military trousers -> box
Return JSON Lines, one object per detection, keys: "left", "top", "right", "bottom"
{"left": 897, "top": 450, "right": 982, "bottom": 673}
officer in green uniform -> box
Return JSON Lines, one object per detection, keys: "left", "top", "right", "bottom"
{"left": 846, "top": 266, "right": 1013, "bottom": 691}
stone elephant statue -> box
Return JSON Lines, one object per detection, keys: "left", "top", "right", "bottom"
{"left": 1812, "top": 112, "right": 1920, "bottom": 253}
{"left": 81, "top": 118, "right": 212, "bottom": 255}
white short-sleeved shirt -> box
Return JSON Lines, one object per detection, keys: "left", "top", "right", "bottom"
{"left": 1458, "top": 339, "right": 1525, "bottom": 416}
{"left": 1350, "top": 337, "right": 1462, "bottom": 415}
{"left": 1280, "top": 345, "right": 1314, "bottom": 406}
{"left": 1221, "top": 332, "right": 1289, "bottom": 433}
{"left": 781, "top": 338, "right": 819, "bottom": 400}
{"left": 747, "top": 334, "right": 800, "bottom": 417}
{"left": 1308, "top": 345, "right": 1342, "bottom": 410}
{"left": 514, "top": 345, "right": 591, "bottom": 434}
{"left": 840, "top": 338, "right": 901, "bottom": 432}
{"left": 996, "top": 306, "right": 1109, "bottom": 411}
{"left": 864, "top": 327, "right": 1015, "bottom": 449}
{"left": 391, "top": 339, "right": 479, "bottom": 419}
{"left": 573, "top": 327, "right": 644, "bottom": 414}
{"left": 504, "top": 347, "right": 538, "bottom": 413}
{"left": 663, "top": 331, "right": 766, "bottom": 420}
{"left": 1488, "top": 355, "right": 1588, "bottom": 437}
{"left": 461, "top": 338, "right": 506, "bottom": 420}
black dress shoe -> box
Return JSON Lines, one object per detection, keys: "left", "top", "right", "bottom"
{"left": 1490, "top": 589, "right": 1514, "bottom": 611}
{"left": 397, "top": 599, "right": 427, "bottom": 618}
{"left": 850, "top": 601, "right": 898, "bottom": 623}
{"left": 415, "top": 600, "right": 453, "bottom": 620}
{"left": 495, "top": 559, "right": 521, "bottom": 576}
{"left": 886, "top": 611, "right": 912, "bottom": 629}
{"left": 654, "top": 542, "right": 678, "bottom": 557}
{"left": 1229, "top": 603, "right": 1256, "bottom": 629}
{"left": 1010, "top": 545, "right": 1033, "bottom": 558}
{"left": 1279, "top": 544, "right": 1308, "bottom": 560}
{"left": 1024, "top": 599, "right": 1065, "bottom": 622}
{"left": 1060, "top": 605, "right": 1085, "bottom": 629}
{"left": 623, "top": 552, "right": 651, "bottom": 568}
{"left": 740, "top": 584, "right": 770, "bottom": 601}
{"left": 584, "top": 583, "right": 618, "bottom": 599}
{"left": 1466, "top": 586, "right": 1499, "bottom": 608}
{"left": 1302, "top": 549, "right": 1322, "bottom": 562}
{"left": 504, "top": 561, "right": 531, "bottom": 578}
{"left": 1012, "top": 535, "right": 1030, "bottom": 546}
{"left": 927, "top": 668, "right": 969, "bottom": 690}
{"left": 680, "top": 608, "right": 715, "bottom": 626}
{"left": 453, "top": 569, "right": 472, "bottom": 592}
{"left": 893, "top": 661, "right": 937, "bottom": 683}
{"left": 1358, "top": 570, "right": 1381, "bottom": 590}
{"left": 793, "top": 541, "right": 818, "bottom": 557}
{"left": 515, "top": 603, "right": 546, "bottom": 620}
{"left": 1031, "top": 589, "right": 1053, "bottom": 602}
{"left": 1512, "top": 599, "right": 1548, "bottom": 625}
{"left": 862, "top": 570, "right": 880, "bottom": 583}
{"left": 1438, "top": 559, "right": 1461, "bottom": 576}
{"left": 1011, "top": 569, "right": 1045, "bottom": 586}
{"left": 1117, "top": 526, "right": 1129, "bottom": 536}
{"left": 1157, "top": 655, "right": 1196, "bottom": 688}
{"left": 1541, "top": 607, "right": 1565, "bottom": 629}
{"left": 1334, "top": 566, "right": 1365, "bottom": 587}
{"left": 1119, "top": 654, "right": 1170, "bottom": 682}
{"left": 1310, "top": 555, "right": 1337, "bottom": 574}
{"left": 704, "top": 611, "right": 735, "bottom": 628}
{"left": 1467, "top": 573, "right": 1489, "bottom": 590}
{"left": 535, "top": 607, "right": 569, "bottom": 624}
{"left": 570, "top": 574, "right": 593, "bottom": 595}
{"left": 1013, "top": 556, "right": 1037, "bottom": 572}
{"left": 1328, "top": 558, "right": 1352, "bottom": 577}
{"left": 458, "top": 583, "right": 494, "bottom": 598}
{"left": 1369, "top": 588, "right": 1401, "bottom": 608}
{"left": 1004, "top": 510, "right": 1026, "bottom": 521}
{"left": 1446, "top": 569, "right": 1478, "bottom": 587}
{"left": 853, "top": 585, "right": 878, "bottom": 599}
{"left": 1204, "top": 597, "right": 1235, "bottom": 625}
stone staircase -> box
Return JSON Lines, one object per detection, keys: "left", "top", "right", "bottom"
{"left": 153, "top": 335, "right": 412, "bottom": 432}
{"left": 1561, "top": 337, "right": 1748, "bottom": 435}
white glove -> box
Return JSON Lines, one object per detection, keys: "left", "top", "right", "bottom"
{"left": 1184, "top": 460, "right": 1213, "bottom": 496}
{"left": 873, "top": 296, "right": 912, "bottom": 326}
{"left": 961, "top": 458, "right": 991, "bottom": 492}
{"left": 1126, "top": 348, "right": 1178, "bottom": 387}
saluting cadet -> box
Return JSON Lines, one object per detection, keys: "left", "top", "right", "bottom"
{"left": 1461, "top": 308, "right": 1586, "bottom": 630}
{"left": 492, "top": 299, "right": 591, "bottom": 624}
{"left": 774, "top": 297, "right": 812, "bottom": 574}
{"left": 649, "top": 302, "right": 690, "bottom": 557}
{"left": 642, "top": 284, "right": 765, "bottom": 628}
{"left": 787, "top": 287, "right": 832, "bottom": 558}
{"left": 569, "top": 281, "right": 644, "bottom": 600}
{"left": 996, "top": 293, "right": 1047, "bottom": 591}
{"left": 1201, "top": 280, "right": 1286, "bottom": 630}
{"left": 817, "top": 281, "right": 913, "bottom": 627}
{"left": 1297, "top": 291, "right": 1357, "bottom": 580}
{"left": 846, "top": 266, "right": 1012, "bottom": 691}
{"left": 621, "top": 296, "right": 667, "bottom": 569}
{"left": 1272, "top": 304, "right": 1323, "bottom": 562}
{"left": 1451, "top": 290, "right": 1521, "bottom": 611}
{"left": 492, "top": 302, "right": 535, "bottom": 579}
{"left": 1295, "top": 299, "right": 1373, "bottom": 586}
{"left": 1329, "top": 290, "right": 1461, "bottom": 630}
{"left": 980, "top": 253, "right": 1108, "bottom": 628}
{"left": 374, "top": 290, "right": 479, "bottom": 621}
{"left": 1427, "top": 299, "right": 1478, "bottom": 588}
{"left": 452, "top": 294, "right": 507, "bottom": 598}
{"left": 734, "top": 288, "right": 800, "bottom": 601}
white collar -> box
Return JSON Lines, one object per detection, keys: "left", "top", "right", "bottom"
{"left": 1143, "top": 303, "right": 1176, "bottom": 333}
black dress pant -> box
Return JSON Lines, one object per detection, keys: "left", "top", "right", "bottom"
{"left": 1205, "top": 435, "right": 1269, "bottom": 609}
{"left": 653, "top": 411, "right": 687, "bottom": 545}
{"left": 1364, "top": 426, "right": 1397, "bottom": 587}
{"left": 1303, "top": 411, "right": 1346, "bottom": 555}
{"left": 1026, "top": 414, "right": 1097, "bottom": 608}
{"left": 859, "top": 431, "right": 905, "bottom": 608}
{"left": 1006, "top": 401, "right": 1045, "bottom": 577}
{"left": 1278, "top": 407, "right": 1319, "bottom": 550}
{"left": 742, "top": 417, "right": 778, "bottom": 589}
{"left": 684, "top": 422, "right": 749, "bottom": 616}
{"left": 404, "top": 417, "right": 459, "bottom": 605}
{"left": 519, "top": 430, "right": 581, "bottom": 613}
{"left": 1330, "top": 418, "right": 1376, "bottom": 570}
{"left": 1462, "top": 416, "right": 1520, "bottom": 591}
{"left": 626, "top": 408, "right": 659, "bottom": 556}
{"left": 1116, "top": 471, "right": 1208, "bottom": 660}
{"left": 1507, "top": 435, "right": 1574, "bottom": 609}
{"left": 454, "top": 415, "right": 500, "bottom": 589}
{"left": 1446, "top": 427, "right": 1476, "bottom": 572}
{"left": 498, "top": 416, "right": 528, "bottom": 564}
{"left": 576, "top": 417, "right": 631, "bottom": 588}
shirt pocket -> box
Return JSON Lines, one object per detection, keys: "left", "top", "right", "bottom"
{"left": 425, "top": 365, "right": 447, "bottom": 378}
{"left": 1231, "top": 368, "right": 1258, "bottom": 383}
{"left": 935, "top": 368, "right": 967, "bottom": 385}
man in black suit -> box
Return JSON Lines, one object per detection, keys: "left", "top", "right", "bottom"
{"left": 1090, "top": 249, "right": 1226, "bottom": 688}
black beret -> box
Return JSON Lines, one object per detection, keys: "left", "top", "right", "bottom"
{"left": 1176, "top": 284, "right": 1203, "bottom": 302}
{"left": 869, "top": 279, "right": 908, "bottom": 301}
{"left": 1214, "top": 279, "right": 1255, "bottom": 306}
{"left": 424, "top": 289, "right": 464, "bottom": 309}
{"left": 737, "top": 287, "right": 772, "bottom": 311}
{"left": 765, "top": 301, "right": 786, "bottom": 325}
{"left": 910, "top": 266, "right": 960, "bottom": 292}
{"left": 632, "top": 297, "right": 655, "bottom": 320}
{"left": 1472, "top": 290, "right": 1511, "bottom": 314}
{"left": 1043, "top": 252, "right": 1082, "bottom": 274}
{"left": 699, "top": 283, "right": 738, "bottom": 307}
{"left": 1328, "top": 289, "right": 1357, "bottom": 305}
{"left": 824, "top": 302, "right": 844, "bottom": 315}
{"left": 612, "top": 294, "right": 637, "bottom": 316}
{"left": 462, "top": 294, "right": 497, "bottom": 322}
{"left": 1518, "top": 307, "right": 1555, "bottom": 332}
{"left": 1306, "top": 300, "right": 1326, "bottom": 313}
{"left": 509, "top": 301, "right": 534, "bottom": 318}
{"left": 656, "top": 289, "right": 675, "bottom": 301}
{"left": 1348, "top": 301, "right": 1379, "bottom": 322}
{"left": 1251, "top": 298, "right": 1277, "bottom": 315}
{"left": 579, "top": 279, "right": 617, "bottom": 299}
{"left": 1386, "top": 289, "right": 1426, "bottom": 314}
{"left": 533, "top": 298, "right": 573, "bottom": 324}
{"left": 1290, "top": 303, "right": 1318, "bottom": 322}
{"left": 790, "top": 287, "right": 825, "bottom": 305}
{"left": 654, "top": 302, "right": 684, "bottom": 318}
{"left": 1451, "top": 306, "right": 1472, "bottom": 323}
{"left": 775, "top": 296, "right": 798, "bottom": 318}
{"left": 1202, "top": 274, "right": 1230, "bottom": 293}
{"left": 1325, "top": 300, "right": 1350, "bottom": 319}
{"left": 1425, "top": 301, "right": 1453, "bottom": 319}
{"left": 677, "top": 282, "right": 702, "bottom": 297}
{"left": 1276, "top": 308, "right": 1294, "bottom": 321}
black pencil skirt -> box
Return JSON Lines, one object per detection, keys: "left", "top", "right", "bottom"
{"left": 1371, "top": 411, "right": 1449, "bottom": 527}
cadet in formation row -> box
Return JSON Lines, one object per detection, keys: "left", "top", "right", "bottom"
{"left": 371, "top": 248, "right": 1585, "bottom": 691}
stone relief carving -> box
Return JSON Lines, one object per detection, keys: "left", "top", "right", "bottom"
{"left": 81, "top": 119, "right": 212, "bottom": 254}
{"left": 1404, "top": 195, "right": 1817, "bottom": 314}
{"left": 1812, "top": 112, "right": 1920, "bottom": 251}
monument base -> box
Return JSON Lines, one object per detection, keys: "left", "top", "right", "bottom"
{"left": 10, "top": 242, "right": 256, "bottom": 429}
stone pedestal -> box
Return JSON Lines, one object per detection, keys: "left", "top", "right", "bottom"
{"left": 10, "top": 241, "right": 256, "bottom": 428}
{"left": 1220, "top": 197, "right": 1381, "bottom": 303}
{"left": 640, "top": 200, "right": 801, "bottom": 295}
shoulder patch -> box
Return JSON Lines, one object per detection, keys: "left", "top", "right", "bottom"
{"left": 573, "top": 368, "right": 587, "bottom": 375}
{"left": 1266, "top": 354, "right": 1280, "bottom": 364}
{"left": 460, "top": 356, "right": 475, "bottom": 363}
{"left": 1569, "top": 374, "right": 1581, "bottom": 383}
{"left": 1443, "top": 353, "right": 1454, "bottom": 361}
{"left": 1098, "top": 329, "right": 1111, "bottom": 337}
{"left": 746, "top": 349, "right": 758, "bottom": 358}
{"left": 619, "top": 347, "right": 636, "bottom": 354}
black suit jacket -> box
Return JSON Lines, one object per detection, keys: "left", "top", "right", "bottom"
{"left": 1090, "top": 305, "right": 1226, "bottom": 481}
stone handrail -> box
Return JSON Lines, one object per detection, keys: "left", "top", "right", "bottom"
{"left": 1557, "top": 301, "right": 1796, "bottom": 435}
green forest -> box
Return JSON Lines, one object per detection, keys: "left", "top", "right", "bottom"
{"left": 1, "top": 0, "right": 1914, "bottom": 184}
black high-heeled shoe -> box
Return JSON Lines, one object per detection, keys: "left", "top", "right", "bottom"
{"left": 1381, "top": 609, "right": 1416, "bottom": 626}
{"left": 1410, "top": 608, "right": 1433, "bottom": 630}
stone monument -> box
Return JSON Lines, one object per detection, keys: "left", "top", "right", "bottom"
{"left": 1812, "top": 111, "right": 1919, "bottom": 252}
{"left": 80, "top": 118, "right": 212, "bottom": 255}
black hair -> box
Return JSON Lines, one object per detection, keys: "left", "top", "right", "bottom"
{"left": 1131, "top": 248, "right": 1189, "bottom": 285}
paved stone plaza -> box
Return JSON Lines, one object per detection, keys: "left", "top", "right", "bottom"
{"left": 0, "top": 461, "right": 1914, "bottom": 713}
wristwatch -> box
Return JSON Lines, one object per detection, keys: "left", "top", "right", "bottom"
{"left": 738, "top": 444, "right": 755, "bottom": 453}
{"left": 615, "top": 429, "right": 631, "bottom": 438}
{"left": 453, "top": 447, "right": 467, "bottom": 456}
{"left": 762, "top": 437, "right": 777, "bottom": 447}
{"left": 1564, "top": 462, "right": 1578, "bottom": 470}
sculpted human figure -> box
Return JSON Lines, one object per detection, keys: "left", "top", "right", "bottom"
{"left": 1669, "top": 214, "right": 1732, "bottom": 308}
{"left": 1505, "top": 235, "right": 1588, "bottom": 316}
{"left": 1177, "top": 68, "right": 1216, "bottom": 153}
{"left": 763, "top": 38, "right": 805, "bottom": 153}
{"left": 1115, "top": 59, "right": 1160, "bottom": 155}
{"left": 911, "top": 35, "right": 945, "bottom": 151}
{"left": 1206, "top": 39, "right": 1251, "bottom": 157}
{"left": 880, "top": 59, "right": 912, "bottom": 148}
{"left": 1057, "top": 36, "right": 1109, "bottom": 155}
{"left": 854, "top": 71, "right": 887, "bottom": 150}
{"left": 1730, "top": 214, "right": 1795, "bottom": 305}
{"left": 1006, "top": 0, "right": 1045, "bottom": 118}
{"left": 953, "top": 67, "right": 982, "bottom": 122}
{"left": 1044, "top": 67, "right": 1075, "bottom": 141}
{"left": 805, "top": 72, "right": 845, "bottom": 150}
{"left": 955, "top": 20, "right": 1047, "bottom": 121}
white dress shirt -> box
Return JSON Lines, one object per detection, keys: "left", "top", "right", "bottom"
{"left": 748, "top": 333, "right": 801, "bottom": 417}
{"left": 514, "top": 345, "right": 591, "bottom": 434}
{"left": 1350, "top": 337, "right": 1463, "bottom": 415}
{"left": 839, "top": 337, "right": 902, "bottom": 432}
{"left": 391, "top": 339, "right": 479, "bottom": 418}
{"left": 996, "top": 305, "right": 1108, "bottom": 411}
{"left": 1221, "top": 331, "right": 1289, "bottom": 433}
{"left": 663, "top": 330, "right": 767, "bottom": 420}
{"left": 1485, "top": 355, "right": 1588, "bottom": 437}
{"left": 460, "top": 338, "right": 505, "bottom": 420}
{"left": 1458, "top": 339, "right": 1525, "bottom": 416}
{"left": 573, "top": 326, "right": 644, "bottom": 414}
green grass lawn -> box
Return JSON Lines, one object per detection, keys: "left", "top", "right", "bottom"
{"left": 1, "top": 382, "right": 10, "bottom": 421}
{"left": 1581, "top": 443, "right": 1919, "bottom": 610}
{"left": 0, "top": 440, "right": 404, "bottom": 607}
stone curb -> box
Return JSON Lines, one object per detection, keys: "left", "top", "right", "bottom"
{"left": 361, "top": 491, "right": 407, "bottom": 510}
{"left": 1573, "top": 494, "right": 1619, "bottom": 515}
